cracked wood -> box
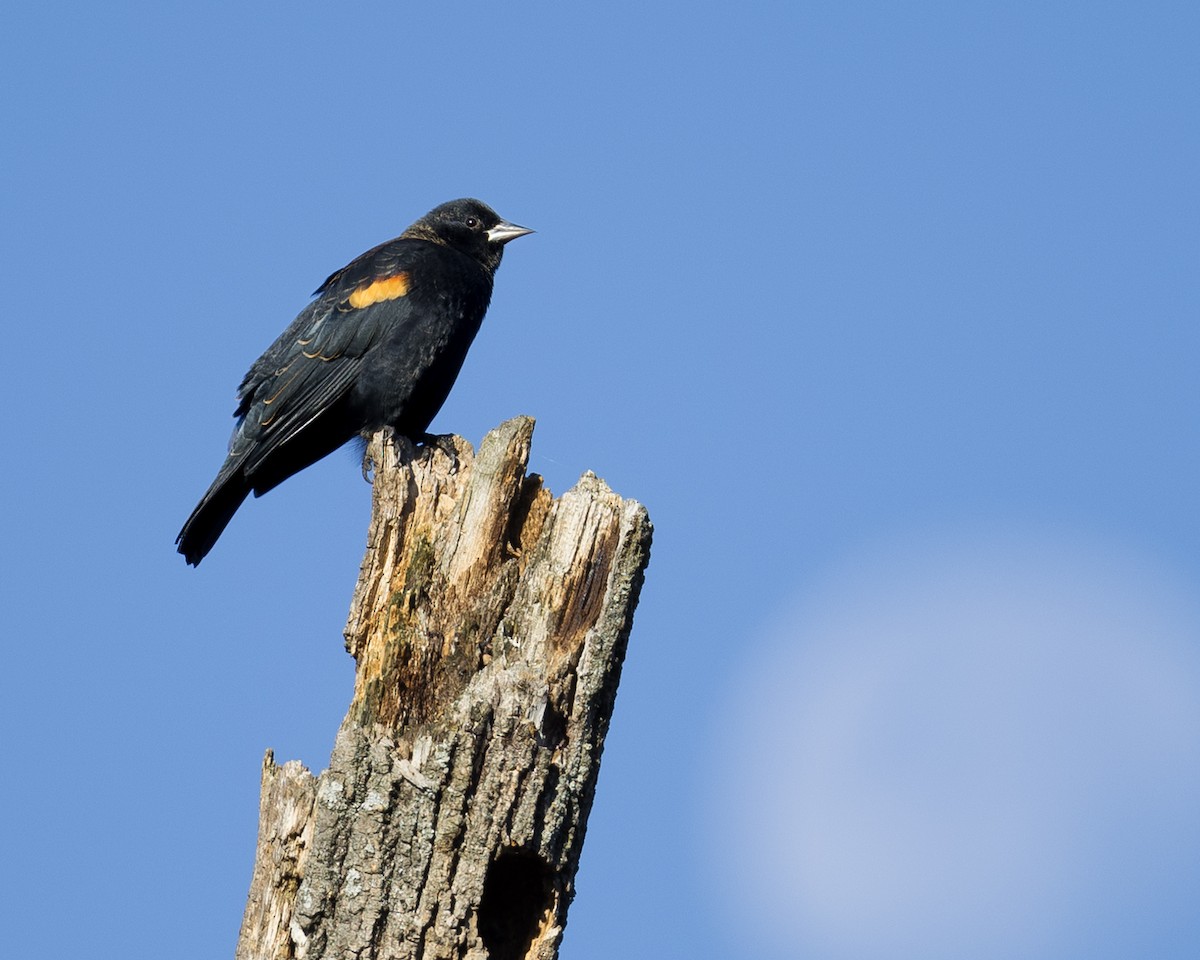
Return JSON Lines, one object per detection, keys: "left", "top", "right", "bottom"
{"left": 235, "top": 417, "right": 652, "bottom": 960}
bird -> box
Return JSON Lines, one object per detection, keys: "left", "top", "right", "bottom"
{"left": 177, "top": 198, "right": 532, "bottom": 566}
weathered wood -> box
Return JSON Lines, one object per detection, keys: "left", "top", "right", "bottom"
{"left": 236, "top": 417, "right": 652, "bottom": 960}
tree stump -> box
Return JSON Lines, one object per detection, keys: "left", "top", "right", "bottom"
{"left": 235, "top": 416, "right": 652, "bottom": 960}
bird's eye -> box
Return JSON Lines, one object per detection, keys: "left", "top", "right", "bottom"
{"left": 465, "top": 216, "right": 480, "bottom": 229}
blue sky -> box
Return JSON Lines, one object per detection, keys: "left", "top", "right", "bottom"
{"left": 3, "top": 3, "right": 1198, "bottom": 957}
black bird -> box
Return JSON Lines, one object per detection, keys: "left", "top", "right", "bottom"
{"left": 177, "top": 198, "right": 532, "bottom": 565}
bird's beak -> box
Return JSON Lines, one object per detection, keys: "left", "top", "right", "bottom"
{"left": 487, "top": 220, "right": 535, "bottom": 244}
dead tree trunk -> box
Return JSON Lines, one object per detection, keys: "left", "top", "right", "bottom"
{"left": 234, "top": 416, "right": 652, "bottom": 960}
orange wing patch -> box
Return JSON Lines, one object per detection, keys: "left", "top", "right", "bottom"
{"left": 347, "top": 272, "right": 410, "bottom": 309}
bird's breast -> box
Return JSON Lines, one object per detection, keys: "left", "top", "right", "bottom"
{"left": 349, "top": 259, "right": 493, "bottom": 436}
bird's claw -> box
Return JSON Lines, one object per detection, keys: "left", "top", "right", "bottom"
{"left": 417, "top": 432, "right": 460, "bottom": 472}
{"left": 362, "top": 426, "right": 403, "bottom": 482}
{"left": 361, "top": 434, "right": 382, "bottom": 483}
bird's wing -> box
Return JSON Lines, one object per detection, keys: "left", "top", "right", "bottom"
{"left": 229, "top": 246, "right": 418, "bottom": 475}
{"left": 313, "top": 237, "right": 410, "bottom": 296}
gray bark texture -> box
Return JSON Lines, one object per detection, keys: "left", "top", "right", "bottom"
{"left": 234, "top": 416, "right": 652, "bottom": 960}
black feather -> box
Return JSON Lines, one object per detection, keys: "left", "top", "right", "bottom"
{"left": 177, "top": 198, "right": 531, "bottom": 565}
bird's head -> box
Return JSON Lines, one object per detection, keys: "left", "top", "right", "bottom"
{"left": 405, "top": 198, "right": 533, "bottom": 273}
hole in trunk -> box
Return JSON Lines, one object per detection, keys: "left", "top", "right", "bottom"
{"left": 478, "top": 848, "right": 555, "bottom": 960}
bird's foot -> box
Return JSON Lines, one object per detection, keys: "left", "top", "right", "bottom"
{"left": 417, "top": 432, "right": 460, "bottom": 472}
{"left": 361, "top": 426, "right": 413, "bottom": 482}
{"left": 362, "top": 430, "right": 457, "bottom": 481}
{"left": 361, "top": 431, "right": 384, "bottom": 483}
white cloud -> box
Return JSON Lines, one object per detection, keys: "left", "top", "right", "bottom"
{"left": 706, "top": 529, "right": 1200, "bottom": 959}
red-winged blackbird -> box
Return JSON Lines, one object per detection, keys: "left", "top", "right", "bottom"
{"left": 177, "top": 198, "right": 532, "bottom": 565}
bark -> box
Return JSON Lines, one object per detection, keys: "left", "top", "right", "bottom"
{"left": 235, "top": 417, "right": 652, "bottom": 960}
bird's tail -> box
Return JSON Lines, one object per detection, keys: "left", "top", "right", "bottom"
{"left": 176, "top": 466, "right": 251, "bottom": 566}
